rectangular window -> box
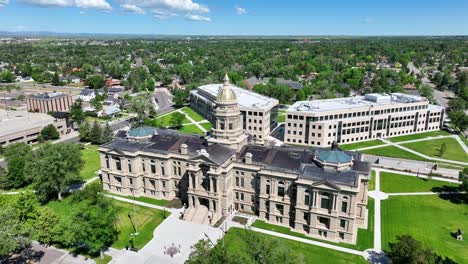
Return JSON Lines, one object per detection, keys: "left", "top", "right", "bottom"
{"left": 341, "top": 201, "right": 348, "bottom": 213}
{"left": 318, "top": 217, "right": 330, "bottom": 229}
{"left": 151, "top": 164, "right": 156, "bottom": 174}
{"left": 115, "top": 159, "right": 121, "bottom": 171}
{"left": 241, "top": 178, "right": 245, "bottom": 187}
{"left": 340, "top": 219, "right": 347, "bottom": 229}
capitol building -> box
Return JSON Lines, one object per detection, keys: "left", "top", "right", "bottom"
{"left": 99, "top": 75, "right": 372, "bottom": 244}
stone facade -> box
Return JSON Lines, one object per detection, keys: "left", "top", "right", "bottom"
{"left": 285, "top": 93, "right": 445, "bottom": 147}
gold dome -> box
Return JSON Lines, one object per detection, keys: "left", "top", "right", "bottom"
{"left": 216, "top": 73, "right": 237, "bottom": 102}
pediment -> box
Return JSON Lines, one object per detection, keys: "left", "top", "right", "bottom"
{"left": 189, "top": 154, "right": 217, "bottom": 165}
{"left": 311, "top": 180, "right": 341, "bottom": 191}
{"left": 105, "top": 148, "right": 126, "bottom": 156}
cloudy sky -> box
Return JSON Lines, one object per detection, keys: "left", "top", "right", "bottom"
{"left": 0, "top": 0, "right": 467, "bottom": 35}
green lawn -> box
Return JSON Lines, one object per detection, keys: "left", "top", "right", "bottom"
{"left": 181, "top": 107, "right": 205, "bottom": 122}
{"left": 224, "top": 228, "right": 367, "bottom": 264}
{"left": 179, "top": 124, "right": 204, "bottom": 135}
{"left": 401, "top": 137, "right": 468, "bottom": 162}
{"left": 340, "top": 140, "right": 385, "bottom": 151}
{"left": 93, "top": 255, "right": 112, "bottom": 264}
{"left": 380, "top": 171, "right": 460, "bottom": 193}
{"left": 252, "top": 214, "right": 374, "bottom": 251}
{"left": 47, "top": 197, "right": 168, "bottom": 250}
{"left": 381, "top": 195, "right": 468, "bottom": 263}
{"left": 112, "top": 200, "right": 168, "bottom": 249}
{"left": 361, "top": 146, "right": 427, "bottom": 161}
{"left": 104, "top": 192, "right": 168, "bottom": 207}
{"left": 200, "top": 122, "right": 212, "bottom": 131}
{"left": 80, "top": 144, "right": 101, "bottom": 181}
{"left": 388, "top": 130, "right": 451, "bottom": 143}
{"left": 155, "top": 111, "right": 190, "bottom": 127}
{"left": 369, "top": 170, "right": 375, "bottom": 191}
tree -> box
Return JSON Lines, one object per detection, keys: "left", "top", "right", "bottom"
{"left": 3, "top": 143, "right": 33, "bottom": 189}
{"left": 173, "top": 89, "right": 190, "bottom": 106}
{"left": 0, "top": 204, "right": 32, "bottom": 261}
{"left": 90, "top": 97, "right": 103, "bottom": 110}
{"left": 0, "top": 166, "right": 7, "bottom": 190}
{"left": 51, "top": 72, "right": 61, "bottom": 86}
{"left": 29, "top": 143, "right": 84, "bottom": 202}
{"left": 79, "top": 121, "right": 91, "bottom": 142}
{"left": 448, "top": 111, "right": 468, "bottom": 132}
{"left": 86, "top": 75, "right": 105, "bottom": 89}
{"left": 129, "top": 92, "right": 155, "bottom": 125}
{"left": 89, "top": 121, "right": 103, "bottom": 144}
{"left": 418, "top": 84, "right": 434, "bottom": 102}
{"left": 247, "top": 62, "right": 265, "bottom": 79}
{"left": 101, "top": 122, "right": 114, "bottom": 143}
{"left": 40, "top": 124, "right": 60, "bottom": 141}
{"left": 70, "top": 99, "right": 85, "bottom": 126}
{"left": 388, "top": 235, "right": 437, "bottom": 264}
{"left": 459, "top": 167, "right": 468, "bottom": 193}
{"left": 169, "top": 112, "right": 185, "bottom": 128}
{"left": 0, "top": 70, "right": 15, "bottom": 83}
{"left": 35, "top": 207, "right": 61, "bottom": 246}
{"left": 296, "top": 89, "right": 306, "bottom": 101}
{"left": 438, "top": 142, "right": 447, "bottom": 158}
{"left": 14, "top": 192, "right": 39, "bottom": 224}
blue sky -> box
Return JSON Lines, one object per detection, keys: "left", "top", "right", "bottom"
{"left": 0, "top": 0, "right": 467, "bottom": 35}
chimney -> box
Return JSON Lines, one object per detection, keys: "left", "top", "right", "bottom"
{"left": 181, "top": 144, "right": 188, "bottom": 155}
{"left": 245, "top": 152, "right": 253, "bottom": 164}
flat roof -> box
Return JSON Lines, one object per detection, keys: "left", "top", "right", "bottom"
{"left": 194, "top": 84, "right": 278, "bottom": 110}
{"left": 0, "top": 110, "right": 55, "bottom": 137}
{"left": 288, "top": 93, "right": 442, "bottom": 114}
{"left": 30, "top": 92, "right": 69, "bottom": 100}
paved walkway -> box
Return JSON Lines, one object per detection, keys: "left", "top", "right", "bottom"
{"left": 373, "top": 169, "right": 382, "bottom": 251}
{"left": 378, "top": 168, "right": 461, "bottom": 184}
{"left": 176, "top": 108, "right": 208, "bottom": 133}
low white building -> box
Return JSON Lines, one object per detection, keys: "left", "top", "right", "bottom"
{"left": 79, "top": 88, "right": 96, "bottom": 102}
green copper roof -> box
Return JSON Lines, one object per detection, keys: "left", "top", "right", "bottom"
{"left": 317, "top": 149, "right": 352, "bottom": 164}
{"left": 127, "top": 127, "right": 157, "bottom": 138}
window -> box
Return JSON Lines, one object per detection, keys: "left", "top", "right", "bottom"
{"left": 320, "top": 193, "right": 331, "bottom": 210}
{"left": 277, "top": 181, "right": 285, "bottom": 197}
{"left": 276, "top": 204, "right": 284, "bottom": 215}
{"left": 339, "top": 233, "right": 345, "bottom": 240}
{"left": 142, "top": 160, "right": 146, "bottom": 172}
{"left": 128, "top": 160, "right": 132, "bottom": 173}
{"left": 318, "top": 217, "right": 330, "bottom": 229}
{"left": 129, "top": 178, "right": 133, "bottom": 186}
{"left": 340, "top": 219, "right": 347, "bottom": 229}
{"left": 151, "top": 164, "right": 156, "bottom": 174}
{"left": 105, "top": 156, "right": 109, "bottom": 168}
{"left": 161, "top": 165, "right": 165, "bottom": 176}
{"left": 341, "top": 197, "right": 348, "bottom": 213}
{"left": 266, "top": 180, "right": 271, "bottom": 195}
{"left": 241, "top": 178, "right": 245, "bottom": 187}
{"left": 236, "top": 177, "right": 239, "bottom": 186}
{"left": 162, "top": 181, "right": 166, "bottom": 188}
{"left": 304, "top": 190, "right": 310, "bottom": 205}
{"left": 303, "top": 212, "right": 309, "bottom": 221}
{"left": 115, "top": 158, "right": 121, "bottom": 171}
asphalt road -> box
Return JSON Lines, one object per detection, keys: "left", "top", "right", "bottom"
{"left": 154, "top": 87, "right": 174, "bottom": 114}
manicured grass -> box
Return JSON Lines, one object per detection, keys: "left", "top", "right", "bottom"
{"left": 381, "top": 195, "right": 468, "bottom": 263}
{"left": 93, "top": 255, "right": 112, "bottom": 264}
{"left": 200, "top": 122, "right": 212, "bottom": 131}
{"left": 361, "top": 145, "right": 427, "bottom": 161}
{"left": 357, "top": 198, "right": 374, "bottom": 251}
{"left": 224, "top": 228, "right": 367, "bottom": 264}
{"left": 80, "top": 144, "right": 101, "bottom": 181}
{"left": 155, "top": 111, "right": 190, "bottom": 127}
{"left": 104, "top": 192, "right": 168, "bottom": 207}
{"left": 278, "top": 114, "right": 285, "bottom": 123}
{"left": 252, "top": 215, "right": 374, "bottom": 251}
{"left": 181, "top": 107, "right": 205, "bottom": 122}
{"left": 388, "top": 130, "right": 451, "bottom": 143}
{"left": 369, "top": 170, "right": 375, "bottom": 191}
{"left": 380, "top": 171, "right": 460, "bottom": 193}
{"left": 179, "top": 124, "right": 204, "bottom": 135}
{"left": 340, "top": 140, "right": 385, "bottom": 151}
{"left": 401, "top": 137, "right": 468, "bottom": 162}
{"left": 112, "top": 200, "right": 168, "bottom": 249}
{"left": 47, "top": 197, "right": 168, "bottom": 250}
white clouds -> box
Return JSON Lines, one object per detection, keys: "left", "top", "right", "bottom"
{"left": 76, "top": 0, "right": 111, "bottom": 10}
{"left": 152, "top": 8, "right": 176, "bottom": 19}
{"left": 118, "top": 0, "right": 211, "bottom": 20}
{"left": 235, "top": 6, "right": 246, "bottom": 15}
{"left": 0, "top": 0, "right": 9, "bottom": 7}
{"left": 185, "top": 13, "right": 210, "bottom": 22}
{"left": 19, "top": 0, "right": 112, "bottom": 10}
{"left": 121, "top": 3, "right": 145, "bottom": 14}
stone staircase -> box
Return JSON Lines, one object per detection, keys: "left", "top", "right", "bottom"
{"left": 191, "top": 205, "right": 209, "bottom": 224}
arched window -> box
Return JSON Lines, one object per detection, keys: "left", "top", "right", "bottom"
{"left": 304, "top": 190, "right": 310, "bottom": 205}
{"left": 341, "top": 196, "right": 348, "bottom": 213}
{"left": 320, "top": 192, "right": 331, "bottom": 210}
{"left": 266, "top": 179, "right": 271, "bottom": 195}
{"left": 278, "top": 181, "right": 285, "bottom": 197}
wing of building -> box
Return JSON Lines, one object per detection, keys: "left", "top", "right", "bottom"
{"left": 285, "top": 93, "right": 445, "bottom": 147}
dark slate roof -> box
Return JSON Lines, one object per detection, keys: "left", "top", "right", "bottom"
{"left": 80, "top": 89, "right": 95, "bottom": 96}
{"left": 301, "top": 165, "right": 358, "bottom": 186}
{"left": 52, "top": 111, "right": 69, "bottom": 119}
{"left": 238, "top": 145, "right": 315, "bottom": 171}
{"left": 103, "top": 128, "right": 235, "bottom": 165}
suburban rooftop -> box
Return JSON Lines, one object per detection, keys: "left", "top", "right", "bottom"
{"left": 194, "top": 83, "right": 278, "bottom": 110}
{"left": 0, "top": 109, "right": 56, "bottom": 137}
{"left": 288, "top": 93, "right": 442, "bottom": 113}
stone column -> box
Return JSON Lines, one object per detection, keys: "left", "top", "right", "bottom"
{"left": 209, "top": 177, "right": 213, "bottom": 193}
